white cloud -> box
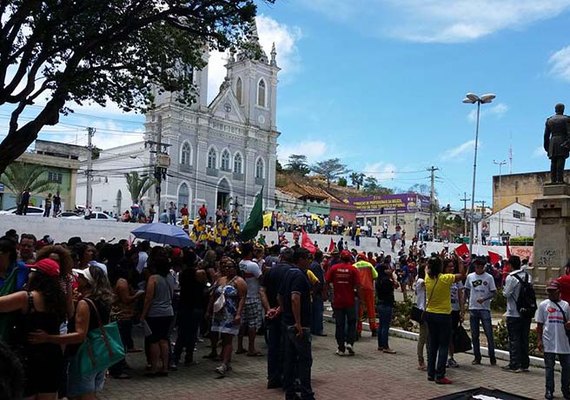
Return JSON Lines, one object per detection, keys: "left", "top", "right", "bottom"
{"left": 363, "top": 162, "right": 397, "bottom": 182}
{"left": 207, "top": 15, "right": 302, "bottom": 102}
{"left": 532, "top": 145, "right": 547, "bottom": 158}
{"left": 304, "top": 0, "right": 570, "bottom": 43}
{"left": 441, "top": 140, "right": 476, "bottom": 161}
{"left": 467, "top": 103, "right": 509, "bottom": 122}
{"left": 277, "top": 140, "right": 328, "bottom": 164}
{"left": 549, "top": 46, "right": 570, "bottom": 82}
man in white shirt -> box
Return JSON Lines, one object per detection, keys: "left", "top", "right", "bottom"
{"left": 502, "top": 255, "right": 532, "bottom": 373}
{"left": 536, "top": 280, "right": 570, "bottom": 400}
{"left": 465, "top": 256, "right": 497, "bottom": 366}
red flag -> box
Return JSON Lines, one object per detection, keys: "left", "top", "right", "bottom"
{"left": 488, "top": 251, "right": 502, "bottom": 266}
{"left": 328, "top": 238, "right": 335, "bottom": 253}
{"left": 454, "top": 243, "right": 469, "bottom": 258}
{"left": 301, "top": 229, "right": 316, "bottom": 254}
{"left": 506, "top": 238, "right": 511, "bottom": 259}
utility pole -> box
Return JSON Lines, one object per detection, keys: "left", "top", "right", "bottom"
{"left": 460, "top": 192, "right": 471, "bottom": 237}
{"left": 476, "top": 199, "right": 487, "bottom": 244}
{"left": 85, "top": 127, "right": 95, "bottom": 211}
{"left": 494, "top": 160, "right": 507, "bottom": 237}
{"left": 146, "top": 115, "right": 170, "bottom": 219}
{"left": 427, "top": 166, "right": 439, "bottom": 230}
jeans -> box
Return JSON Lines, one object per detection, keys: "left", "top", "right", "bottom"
{"left": 266, "top": 317, "right": 284, "bottom": 384}
{"left": 506, "top": 316, "right": 531, "bottom": 370}
{"left": 425, "top": 312, "right": 451, "bottom": 380}
{"left": 169, "top": 213, "right": 176, "bottom": 224}
{"left": 470, "top": 309, "right": 496, "bottom": 362}
{"left": 334, "top": 307, "right": 357, "bottom": 350}
{"left": 544, "top": 353, "right": 570, "bottom": 396}
{"left": 417, "top": 321, "right": 429, "bottom": 364}
{"left": 284, "top": 325, "right": 314, "bottom": 400}
{"left": 311, "top": 295, "right": 324, "bottom": 335}
{"left": 377, "top": 304, "right": 393, "bottom": 349}
{"left": 355, "top": 236, "right": 360, "bottom": 246}
{"left": 173, "top": 308, "right": 203, "bottom": 363}
{"left": 109, "top": 319, "right": 133, "bottom": 376}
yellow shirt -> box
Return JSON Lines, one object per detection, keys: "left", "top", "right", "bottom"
{"left": 425, "top": 273, "right": 455, "bottom": 314}
{"left": 306, "top": 270, "right": 319, "bottom": 286}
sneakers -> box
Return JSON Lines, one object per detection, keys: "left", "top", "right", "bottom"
{"left": 346, "top": 344, "right": 355, "bottom": 356}
{"left": 447, "top": 358, "right": 459, "bottom": 368}
{"left": 215, "top": 363, "right": 230, "bottom": 376}
{"left": 383, "top": 348, "right": 396, "bottom": 354}
{"left": 471, "top": 358, "right": 481, "bottom": 365}
{"left": 168, "top": 362, "right": 178, "bottom": 371}
{"left": 545, "top": 390, "right": 554, "bottom": 400}
{"left": 490, "top": 358, "right": 497, "bottom": 366}
{"left": 335, "top": 349, "right": 346, "bottom": 356}
{"left": 435, "top": 377, "right": 453, "bottom": 385}
{"left": 501, "top": 366, "right": 522, "bottom": 373}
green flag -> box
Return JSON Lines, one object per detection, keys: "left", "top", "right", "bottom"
{"left": 240, "top": 188, "right": 264, "bottom": 241}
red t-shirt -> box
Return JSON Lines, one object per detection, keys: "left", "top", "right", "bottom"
{"left": 325, "top": 262, "right": 360, "bottom": 309}
{"left": 558, "top": 274, "right": 570, "bottom": 303}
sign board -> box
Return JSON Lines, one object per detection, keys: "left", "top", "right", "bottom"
{"left": 348, "top": 193, "right": 431, "bottom": 214}
{"left": 156, "top": 154, "right": 171, "bottom": 168}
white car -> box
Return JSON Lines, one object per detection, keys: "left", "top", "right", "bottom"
{"left": 61, "top": 212, "right": 116, "bottom": 221}
{"left": 0, "top": 206, "right": 44, "bottom": 217}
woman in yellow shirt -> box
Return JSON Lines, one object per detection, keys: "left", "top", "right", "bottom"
{"left": 424, "top": 254, "right": 465, "bottom": 385}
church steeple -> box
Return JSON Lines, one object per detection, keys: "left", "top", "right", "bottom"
{"left": 270, "top": 42, "right": 277, "bottom": 66}
{"left": 237, "top": 18, "right": 268, "bottom": 63}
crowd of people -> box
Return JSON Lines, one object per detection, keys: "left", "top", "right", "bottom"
{"left": 1, "top": 223, "right": 570, "bottom": 400}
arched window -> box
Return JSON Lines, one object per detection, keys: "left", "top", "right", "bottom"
{"left": 180, "top": 142, "right": 191, "bottom": 165}
{"left": 178, "top": 183, "right": 189, "bottom": 209}
{"left": 255, "top": 158, "right": 264, "bottom": 179}
{"left": 207, "top": 148, "right": 217, "bottom": 169}
{"left": 234, "top": 153, "right": 243, "bottom": 174}
{"left": 221, "top": 150, "right": 230, "bottom": 171}
{"left": 257, "top": 79, "right": 266, "bottom": 107}
{"left": 236, "top": 77, "right": 243, "bottom": 105}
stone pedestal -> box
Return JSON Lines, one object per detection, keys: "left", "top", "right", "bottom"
{"left": 530, "top": 184, "right": 570, "bottom": 294}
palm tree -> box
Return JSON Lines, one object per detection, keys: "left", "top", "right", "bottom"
{"left": 124, "top": 171, "right": 155, "bottom": 203}
{"left": 1, "top": 163, "right": 54, "bottom": 206}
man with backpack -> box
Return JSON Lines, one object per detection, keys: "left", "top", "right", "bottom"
{"left": 502, "top": 255, "right": 536, "bottom": 373}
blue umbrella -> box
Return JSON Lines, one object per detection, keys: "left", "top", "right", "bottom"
{"left": 131, "top": 223, "right": 194, "bottom": 248}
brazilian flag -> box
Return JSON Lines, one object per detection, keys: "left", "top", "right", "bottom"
{"left": 240, "top": 188, "right": 264, "bottom": 242}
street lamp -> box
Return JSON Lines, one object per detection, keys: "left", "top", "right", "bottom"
{"left": 463, "top": 92, "right": 496, "bottom": 258}
{"left": 493, "top": 159, "right": 506, "bottom": 238}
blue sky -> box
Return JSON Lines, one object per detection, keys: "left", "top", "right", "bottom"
{"left": 4, "top": 1, "right": 570, "bottom": 209}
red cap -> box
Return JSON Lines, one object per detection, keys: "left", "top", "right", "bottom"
{"left": 27, "top": 258, "right": 60, "bottom": 277}
{"left": 357, "top": 252, "right": 367, "bottom": 261}
{"left": 340, "top": 250, "right": 352, "bottom": 261}
{"left": 171, "top": 247, "right": 182, "bottom": 258}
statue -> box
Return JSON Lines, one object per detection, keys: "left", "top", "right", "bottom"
{"left": 544, "top": 103, "right": 570, "bottom": 183}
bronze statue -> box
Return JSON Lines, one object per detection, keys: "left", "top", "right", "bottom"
{"left": 544, "top": 103, "right": 570, "bottom": 183}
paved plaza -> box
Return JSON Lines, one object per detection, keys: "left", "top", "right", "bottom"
{"left": 100, "top": 321, "right": 545, "bottom": 400}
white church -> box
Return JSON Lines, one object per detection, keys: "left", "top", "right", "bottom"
{"left": 76, "top": 23, "right": 280, "bottom": 221}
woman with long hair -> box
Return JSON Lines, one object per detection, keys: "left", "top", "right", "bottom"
{"left": 445, "top": 258, "right": 465, "bottom": 369}
{"left": 36, "top": 245, "right": 75, "bottom": 320}
{"left": 0, "top": 258, "right": 66, "bottom": 399}
{"left": 424, "top": 254, "right": 465, "bottom": 385}
{"left": 414, "top": 260, "right": 428, "bottom": 370}
{"left": 208, "top": 256, "right": 246, "bottom": 376}
{"left": 140, "top": 247, "right": 175, "bottom": 377}
{"left": 29, "top": 265, "right": 114, "bottom": 400}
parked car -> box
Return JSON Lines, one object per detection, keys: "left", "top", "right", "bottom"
{"left": 85, "top": 212, "right": 117, "bottom": 221}
{"left": 58, "top": 211, "right": 80, "bottom": 218}
{"left": 0, "top": 206, "right": 44, "bottom": 217}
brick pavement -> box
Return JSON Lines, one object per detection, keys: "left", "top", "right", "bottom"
{"left": 100, "top": 322, "right": 547, "bottom": 400}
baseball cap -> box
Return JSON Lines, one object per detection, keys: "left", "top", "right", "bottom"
{"left": 27, "top": 258, "right": 60, "bottom": 277}
{"left": 73, "top": 268, "right": 95, "bottom": 284}
{"left": 340, "top": 250, "right": 352, "bottom": 261}
{"left": 546, "top": 280, "right": 560, "bottom": 291}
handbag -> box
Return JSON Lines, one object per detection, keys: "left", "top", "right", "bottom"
{"left": 70, "top": 298, "right": 125, "bottom": 376}
{"left": 453, "top": 324, "right": 472, "bottom": 353}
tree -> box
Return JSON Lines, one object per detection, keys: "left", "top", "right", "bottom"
{"left": 285, "top": 154, "right": 310, "bottom": 176}
{"left": 0, "top": 1, "right": 273, "bottom": 174}
{"left": 408, "top": 183, "right": 433, "bottom": 196}
{"left": 310, "top": 158, "right": 349, "bottom": 188}
{"left": 125, "top": 172, "right": 155, "bottom": 204}
{"left": 1, "top": 163, "right": 53, "bottom": 206}
{"left": 337, "top": 177, "right": 347, "bottom": 187}
{"left": 363, "top": 176, "right": 380, "bottom": 193}
{"left": 349, "top": 172, "right": 365, "bottom": 190}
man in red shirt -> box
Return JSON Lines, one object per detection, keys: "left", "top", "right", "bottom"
{"left": 557, "top": 260, "right": 570, "bottom": 303}
{"left": 325, "top": 250, "right": 361, "bottom": 356}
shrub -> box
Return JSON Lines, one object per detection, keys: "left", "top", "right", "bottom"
{"left": 491, "top": 288, "right": 507, "bottom": 313}
{"left": 493, "top": 319, "right": 539, "bottom": 356}
{"left": 392, "top": 296, "right": 415, "bottom": 332}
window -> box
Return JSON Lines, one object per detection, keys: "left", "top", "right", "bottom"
{"left": 513, "top": 210, "right": 525, "bottom": 219}
{"left": 257, "top": 79, "right": 266, "bottom": 107}
{"left": 221, "top": 150, "right": 230, "bottom": 171}
{"left": 234, "top": 153, "right": 242, "bottom": 174}
{"left": 180, "top": 142, "right": 191, "bottom": 165}
{"left": 207, "top": 148, "right": 217, "bottom": 169}
{"left": 236, "top": 77, "right": 243, "bottom": 105}
{"left": 48, "top": 171, "right": 62, "bottom": 184}
{"left": 255, "top": 158, "right": 264, "bottom": 179}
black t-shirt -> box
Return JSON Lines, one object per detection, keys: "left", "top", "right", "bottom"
{"left": 375, "top": 275, "right": 395, "bottom": 306}
{"left": 279, "top": 267, "right": 311, "bottom": 327}
{"left": 261, "top": 262, "right": 293, "bottom": 308}
{"left": 178, "top": 268, "right": 207, "bottom": 310}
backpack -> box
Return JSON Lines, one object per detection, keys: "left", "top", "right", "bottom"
{"left": 512, "top": 273, "right": 537, "bottom": 319}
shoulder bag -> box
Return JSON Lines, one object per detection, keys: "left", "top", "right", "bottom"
{"left": 411, "top": 277, "right": 438, "bottom": 323}
{"left": 70, "top": 298, "right": 125, "bottom": 376}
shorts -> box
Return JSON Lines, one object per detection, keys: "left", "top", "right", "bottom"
{"left": 67, "top": 368, "right": 105, "bottom": 397}
{"left": 242, "top": 298, "right": 263, "bottom": 330}
{"left": 146, "top": 316, "right": 174, "bottom": 343}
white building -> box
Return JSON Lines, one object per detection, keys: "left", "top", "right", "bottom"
{"left": 479, "top": 201, "right": 534, "bottom": 239}
{"left": 77, "top": 22, "right": 280, "bottom": 220}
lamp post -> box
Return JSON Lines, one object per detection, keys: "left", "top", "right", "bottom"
{"left": 463, "top": 92, "right": 496, "bottom": 258}
{"left": 493, "top": 159, "right": 506, "bottom": 238}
